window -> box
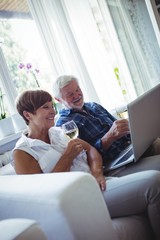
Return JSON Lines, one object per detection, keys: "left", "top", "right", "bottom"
{"left": 106, "top": 0, "right": 160, "bottom": 95}
{"left": 0, "top": 1, "right": 54, "bottom": 116}
{"left": 28, "top": 0, "right": 136, "bottom": 111}
{"left": 0, "top": 0, "right": 160, "bottom": 119}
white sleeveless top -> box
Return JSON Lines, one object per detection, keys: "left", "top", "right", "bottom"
{"left": 12, "top": 127, "right": 91, "bottom": 174}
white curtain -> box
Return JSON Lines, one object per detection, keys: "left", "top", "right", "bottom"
{"left": 28, "top": 0, "right": 101, "bottom": 105}
{"left": 28, "top": 0, "right": 160, "bottom": 109}
{"left": 146, "top": 0, "right": 160, "bottom": 47}
{"left": 90, "top": 0, "right": 137, "bottom": 103}
{"left": 106, "top": 0, "right": 160, "bottom": 95}
{"left": 28, "top": 0, "right": 134, "bottom": 110}
{"left": 0, "top": 47, "right": 17, "bottom": 114}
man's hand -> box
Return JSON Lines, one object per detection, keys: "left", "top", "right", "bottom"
{"left": 108, "top": 119, "right": 130, "bottom": 140}
{"left": 101, "top": 119, "right": 130, "bottom": 150}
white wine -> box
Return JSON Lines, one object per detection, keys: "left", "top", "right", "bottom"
{"left": 62, "top": 120, "right": 79, "bottom": 139}
{"left": 66, "top": 128, "right": 79, "bottom": 139}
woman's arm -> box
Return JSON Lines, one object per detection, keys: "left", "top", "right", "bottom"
{"left": 79, "top": 139, "right": 106, "bottom": 191}
{"left": 14, "top": 140, "right": 83, "bottom": 174}
{"left": 53, "top": 138, "right": 106, "bottom": 192}
{"left": 14, "top": 150, "right": 42, "bottom": 174}
{"left": 14, "top": 138, "right": 106, "bottom": 190}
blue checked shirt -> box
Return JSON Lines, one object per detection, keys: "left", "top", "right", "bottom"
{"left": 55, "top": 102, "right": 131, "bottom": 163}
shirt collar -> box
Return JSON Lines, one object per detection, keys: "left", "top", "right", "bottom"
{"left": 60, "top": 104, "right": 86, "bottom": 116}
{"left": 59, "top": 108, "right": 72, "bottom": 116}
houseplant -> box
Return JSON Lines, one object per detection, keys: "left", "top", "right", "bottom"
{"left": 0, "top": 87, "right": 6, "bottom": 120}
{"left": 114, "top": 67, "right": 128, "bottom": 119}
{"left": 19, "top": 62, "right": 40, "bottom": 88}
{"left": 0, "top": 88, "right": 15, "bottom": 138}
{"left": 19, "top": 62, "right": 57, "bottom": 113}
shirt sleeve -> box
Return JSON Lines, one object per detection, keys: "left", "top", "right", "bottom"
{"left": 94, "top": 138, "right": 104, "bottom": 154}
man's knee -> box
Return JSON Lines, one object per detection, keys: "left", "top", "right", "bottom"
{"left": 152, "top": 138, "right": 160, "bottom": 155}
{"left": 143, "top": 138, "right": 160, "bottom": 157}
{"left": 144, "top": 170, "right": 160, "bottom": 190}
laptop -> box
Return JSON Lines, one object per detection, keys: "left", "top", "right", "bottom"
{"left": 104, "top": 83, "right": 160, "bottom": 172}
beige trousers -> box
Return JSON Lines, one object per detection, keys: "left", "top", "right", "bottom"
{"left": 104, "top": 170, "right": 160, "bottom": 240}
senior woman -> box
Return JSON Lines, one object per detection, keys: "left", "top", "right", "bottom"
{"left": 12, "top": 89, "right": 160, "bottom": 240}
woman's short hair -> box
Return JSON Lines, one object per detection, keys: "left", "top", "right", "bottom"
{"left": 52, "top": 74, "right": 78, "bottom": 99}
{"left": 16, "top": 89, "right": 52, "bottom": 125}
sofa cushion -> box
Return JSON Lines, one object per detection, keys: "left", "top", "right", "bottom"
{"left": 0, "top": 163, "right": 16, "bottom": 175}
{"left": 0, "top": 150, "right": 12, "bottom": 167}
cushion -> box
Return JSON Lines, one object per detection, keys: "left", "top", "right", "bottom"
{"left": 0, "top": 150, "right": 12, "bottom": 167}
{"left": 0, "top": 163, "right": 16, "bottom": 175}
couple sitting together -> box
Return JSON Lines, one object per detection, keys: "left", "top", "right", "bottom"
{"left": 12, "top": 75, "right": 160, "bottom": 239}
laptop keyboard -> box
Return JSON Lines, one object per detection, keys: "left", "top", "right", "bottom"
{"left": 103, "top": 144, "right": 134, "bottom": 174}
{"left": 116, "top": 147, "right": 133, "bottom": 164}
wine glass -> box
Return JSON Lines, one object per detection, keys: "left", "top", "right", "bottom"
{"left": 62, "top": 120, "right": 79, "bottom": 139}
{"left": 62, "top": 120, "right": 87, "bottom": 157}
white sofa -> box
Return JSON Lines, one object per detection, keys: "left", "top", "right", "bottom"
{"left": 0, "top": 171, "right": 155, "bottom": 240}
{"left": 0, "top": 218, "right": 47, "bottom": 240}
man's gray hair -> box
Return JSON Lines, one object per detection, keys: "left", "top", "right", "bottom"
{"left": 52, "top": 74, "right": 79, "bottom": 99}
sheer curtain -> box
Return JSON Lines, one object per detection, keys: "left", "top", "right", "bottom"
{"left": 64, "top": 0, "right": 137, "bottom": 108}
{"left": 0, "top": 47, "right": 17, "bottom": 114}
{"left": 89, "top": 0, "right": 136, "bottom": 103}
{"left": 28, "top": 0, "right": 101, "bottom": 105}
{"left": 106, "top": 0, "right": 160, "bottom": 95}
{"left": 28, "top": 0, "right": 160, "bottom": 110}
{"left": 28, "top": 0, "right": 134, "bottom": 110}
{"left": 146, "top": 0, "right": 160, "bottom": 47}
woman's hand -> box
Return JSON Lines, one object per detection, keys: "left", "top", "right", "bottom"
{"left": 53, "top": 138, "right": 84, "bottom": 172}
{"left": 64, "top": 138, "right": 84, "bottom": 160}
{"left": 79, "top": 138, "right": 106, "bottom": 191}
{"left": 94, "top": 174, "right": 106, "bottom": 191}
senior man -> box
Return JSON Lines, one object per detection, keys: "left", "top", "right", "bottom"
{"left": 53, "top": 74, "right": 160, "bottom": 176}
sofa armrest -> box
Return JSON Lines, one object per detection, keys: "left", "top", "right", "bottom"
{"left": 0, "top": 218, "right": 47, "bottom": 240}
{"left": 0, "top": 172, "right": 118, "bottom": 240}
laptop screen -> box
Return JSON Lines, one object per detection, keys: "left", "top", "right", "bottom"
{"left": 127, "top": 83, "right": 160, "bottom": 161}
